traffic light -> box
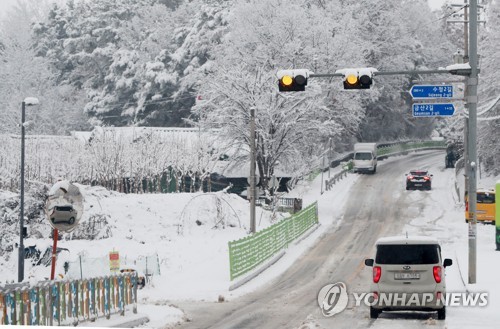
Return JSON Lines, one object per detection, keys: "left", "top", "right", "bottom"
{"left": 277, "top": 69, "right": 310, "bottom": 92}
{"left": 337, "top": 68, "right": 377, "bottom": 89}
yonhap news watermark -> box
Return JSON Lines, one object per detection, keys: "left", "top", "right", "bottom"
{"left": 317, "top": 282, "right": 489, "bottom": 317}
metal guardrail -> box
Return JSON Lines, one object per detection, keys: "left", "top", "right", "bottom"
{"left": 228, "top": 202, "right": 318, "bottom": 280}
{"left": 377, "top": 140, "right": 446, "bottom": 159}
{"left": 0, "top": 273, "right": 137, "bottom": 326}
{"left": 325, "top": 165, "right": 350, "bottom": 192}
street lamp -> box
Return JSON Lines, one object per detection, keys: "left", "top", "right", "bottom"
{"left": 18, "top": 97, "right": 39, "bottom": 282}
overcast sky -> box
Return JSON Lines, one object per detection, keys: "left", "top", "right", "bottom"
{"left": 0, "top": 0, "right": 20, "bottom": 17}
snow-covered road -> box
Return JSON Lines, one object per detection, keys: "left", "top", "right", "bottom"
{"left": 173, "top": 150, "right": 499, "bottom": 329}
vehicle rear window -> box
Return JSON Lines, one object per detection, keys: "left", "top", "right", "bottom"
{"left": 477, "top": 193, "right": 495, "bottom": 204}
{"left": 354, "top": 152, "right": 372, "bottom": 160}
{"left": 410, "top": 171, "right": 428, "bottom": 176}
{"left": 55, "top": 206, "right": 73, "bottom": 211}
{"left": 376, "top": 244, "right": 440, "bottom": 264}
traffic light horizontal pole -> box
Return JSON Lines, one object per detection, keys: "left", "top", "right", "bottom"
{"left": 310, "top": 69, "right": 468, "bottom": 78}
{"left": 374, "top": 69, "right": 452, "bottom": 76}
{"left": 412, "top": 79, "right": 466, "bottom": 84}
{"left": 309, "top": 73, "right": 343, "bottom": 78}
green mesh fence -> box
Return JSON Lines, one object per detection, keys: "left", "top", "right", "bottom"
{"left": 228, "top": 202, "right": 318, "bottom": 280}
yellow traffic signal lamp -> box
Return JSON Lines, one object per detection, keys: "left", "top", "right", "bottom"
{"left": 337, "top": 68, "right": 377, "bottom": 90}
{"left": 281, "top": 75, "right": 294, "bottom": 87}
{"left": 277, "top": 69, "right": 310, "bottom": 92}
{"left": 344, "top": 74, "right": 359, "bottom": 87}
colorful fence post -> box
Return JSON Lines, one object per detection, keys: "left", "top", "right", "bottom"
{"left": 99, "top": 278, "right": 104, "bottom": 315}
{"left": 104, "top": 277, "right": 110, "bottom": 319}
{"left": 118, "top": 276, "right": 125, "bottom": 316}
{"left": 84, "top": 280, "right": 89, "bottom": 320}
{"left": 89, "top": 279, "right": 96, "bottom": 320}
{"left": 59, "top": 283, "right": 65, "bottom": 324}
{"left": 131, "top": 274, "right": 138, "bottom": 314}
{"left": 52, "top": 283, "right": 60, "bottom": 326}
{"left": 6, "top": 292, "right": 14, "bottom": 325}
{"left": 23, "top": 289, "right": 30, "bottom": 325}
{"left": 29, "top": 287, "right": 38, "bottom": 325}
{"left": 15, "top": 290, "right": 22, "bottom": 325}
{"left": 0, "top": 292, "right": 5, "bottom": 325}
{"left": 70, "top": 280, "right": 78, "bottom": 321}
{"left": 39, "top": 286, "right": 45, "bottom": 325}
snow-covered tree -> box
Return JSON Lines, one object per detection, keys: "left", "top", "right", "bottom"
{"left": 0, "top": 0, "right": 89, "bottom": 135}
{"left": 477, "top": 0, "right": 500, "bottom": 174}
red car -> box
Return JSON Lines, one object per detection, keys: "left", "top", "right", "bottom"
{"left": 405, "top": 170, "right": 433, "bottom": 190}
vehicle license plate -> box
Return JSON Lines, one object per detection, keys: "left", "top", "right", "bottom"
{"left": 394, "top": 272, "right": 420, "bottom": 280}
{"left": 414, "top": 184, "right": 422, "bottom": 187}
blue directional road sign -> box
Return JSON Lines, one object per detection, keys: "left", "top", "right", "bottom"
{"left": 410, "top": 85, "right": 453, "bottom": 99}
{"left": 412, "top": 103, "right": 456, "bottom": 117}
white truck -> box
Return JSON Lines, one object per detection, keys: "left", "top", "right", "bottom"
{"left": 353, "top": 143, "right": 377, "bottom": 174}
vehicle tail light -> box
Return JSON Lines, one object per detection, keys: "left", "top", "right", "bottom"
{"left": 424, "top": 176, "right": 430, "bottom": 181}
{"left": 466, "top": 201, "right": 469, "bottom": 212}
{"left": 373, "top": 266, "right": 382, "bottom": 283}
{"left": 433, "top": 266, "right": 442, "bottom": 283}
{"left": 407, "top": 175, "right": 414, "bottom": 180}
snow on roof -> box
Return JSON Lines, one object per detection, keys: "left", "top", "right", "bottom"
{"left": 23, "top": 97, "right": 39, "bottom": 105}
{"left": 71, "top": 131, "right": 93, "bottom": 143}
{"left": 276, "top": 69, "right": 313, "bottom": 79}
{"left": 71, "top": 127, "right": 229, "bottom": 152}
{"left": 445, "top": 63, "right": 471, "bottom": 71}
{"left": 87, "top": 126, "right": 204, "bottom": 141}
{"left": 335, "top": 67, "right": 378, "bottom": 76}
{"left": 476, "top": 188, "right": 495, "bottom": 194}
{"left": 6, "top": 134, "right": 74, "bottom": 140}
{"left": 49, "top": 180, "right": 71, "bottom": 196}
{"left": 213, "top": 159, "right": 292, "bottom": 178}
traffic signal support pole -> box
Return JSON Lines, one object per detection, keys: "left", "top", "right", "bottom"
{"left": 467, "top": 0, "right": 479, "bottom": 284}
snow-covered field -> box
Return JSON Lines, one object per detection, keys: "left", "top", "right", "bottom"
{"left": 0, "top": 186, "right": 291, "bottom": 325}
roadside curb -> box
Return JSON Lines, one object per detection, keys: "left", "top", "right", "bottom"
{"left": 78, "top": 314, "right": 149, "bottom": 328}
{"left": 111, "top": 316, "right": 149, "bottom": 328}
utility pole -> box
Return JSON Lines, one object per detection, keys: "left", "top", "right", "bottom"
{"left": 249, "top": 107, "right": 256, "bottom": 234}
{"left": 18, "top": 101, "right": 26, "bottom": 283}
{"left": 467, "top": 0, "right": 479, "bottom": 284}
{"left": 17, "top": 97, "right": 39, "bottom": 283}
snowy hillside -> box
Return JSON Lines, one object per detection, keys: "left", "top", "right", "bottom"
{"left": 0, "top": 186, "right": 288, "bottom": 301}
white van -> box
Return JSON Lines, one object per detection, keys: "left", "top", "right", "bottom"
{"left": 353, "top": 143, "right": 377, "bottom": 174}
{"left": 364, "top": 236, "right": 452, "bottom": 320}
